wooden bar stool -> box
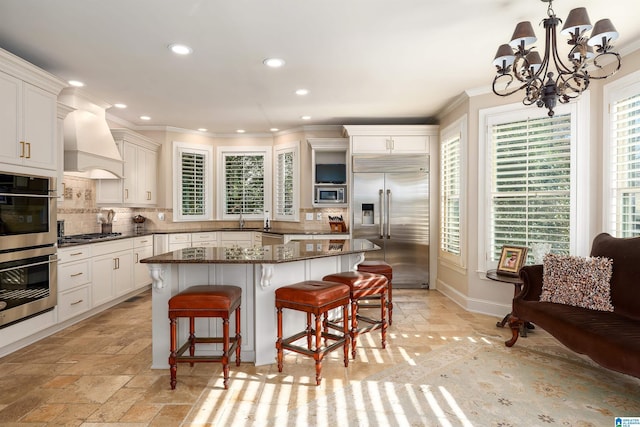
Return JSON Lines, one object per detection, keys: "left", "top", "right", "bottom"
{"left": 168, "top": 285, "right": 242, "bottom": 390}
{"left": 357, "top": 260, "right": 394, "bottom": 325}
{"left": 322, "top": 271, "right": 388, "bottom": 359}
{"left": 275, "top": 280, "right": 350, "bottom": 386}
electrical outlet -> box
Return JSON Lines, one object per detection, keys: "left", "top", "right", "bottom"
{"left": 316, "top": 212, "right": 322, "bottom": 221}
{"left": 158, "top": 212, "right": 165, "bottom": 221}
{"left": 305, "top": 213, "right": 313, "bottom": 221}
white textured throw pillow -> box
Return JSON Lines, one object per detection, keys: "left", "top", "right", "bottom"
{"left": 540, "top": 253, "right": 614, "bottom": 312}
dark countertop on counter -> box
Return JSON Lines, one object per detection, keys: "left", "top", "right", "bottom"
{"left": 57, "top": 228, "right": 348, "bottom": 248}
{"left": 140, "top": 239, "right": 377, "bottom": 264}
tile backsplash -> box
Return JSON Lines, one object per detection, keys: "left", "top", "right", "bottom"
{"left": 57, "top": 175, "right": 348, "bottom": 236}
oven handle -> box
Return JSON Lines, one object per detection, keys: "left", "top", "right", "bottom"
{"left": 0, "top": 258, "right": 58, "bottom": 274}
{"left": 0, "top": 192, "right": 58, "bottom": 199}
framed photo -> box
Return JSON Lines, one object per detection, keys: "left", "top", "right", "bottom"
{"left": 496, "top": 245, "right": 528, "bottom": 276}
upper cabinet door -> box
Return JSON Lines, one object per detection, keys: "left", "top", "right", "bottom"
{"left": 0, "top": 71, "right": 57, "bottom": 172}
{"left": 22, "top": 83, "right": 57, "bottom": 170}
{"left": 0, "top": 72, "right": 21, "bottom": 164}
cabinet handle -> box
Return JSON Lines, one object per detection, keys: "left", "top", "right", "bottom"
{"left": 135, "top": 253, "right": 139, "bottom": 263}
{"left": 19, "top": 141, "right": 25, "bottom": 158}
{"left": 70, "top": 252, "right": 83, "bottom": 256}
{"left": 70, "top": 299, "right": 84, "bottom": 306}
{"left": 125, "top": 189, "right": 129, "bottom": 199}
{"left": 70, "top": 272, "right": 83, "bottom": 277}
{"left": 26, "top": 142, "right": 31, "bottom": 159}
{"left": 147, "top": 191, "right": 151, "bottom": 200}
{"left": 114, "top": 257, "right": 119, "bottom": 270}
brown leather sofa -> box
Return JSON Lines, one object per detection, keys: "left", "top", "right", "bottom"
{"left": 507, "top": 233, "right": 640, "bottom": 379}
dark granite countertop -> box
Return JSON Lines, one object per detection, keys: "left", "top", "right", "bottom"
{"left": 57, "top": 228, "right": 349, "bottom": 248}
{"left": 140, "top": 239, "right": 378, "bottom": 264}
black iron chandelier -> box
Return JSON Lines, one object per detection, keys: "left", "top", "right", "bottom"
{"left": 492, "top": 0, "right": 621, "bottom": 117}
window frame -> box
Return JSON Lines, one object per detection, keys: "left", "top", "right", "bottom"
{"left": 477, "top": 97, "right": 590, "bottom": 272}
{"left": 439, "top": 115, "right": 467, "bottom": 270}
{"left": 274, "top": 141, "right": 300, "bottom": 222}
{"left": 216, "top": 146, "right": 272, "bottom": 221}
{"left": 172, "top": 141, "right": 214, "bottom": 222}
{"left": 603, "top": 69, "right": 640, "bottom": 237}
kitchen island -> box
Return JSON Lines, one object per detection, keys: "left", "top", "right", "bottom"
{"left": 141, "top": 239, "right": 379, "bottom": 367}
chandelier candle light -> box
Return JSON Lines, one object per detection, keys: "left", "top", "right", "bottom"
{"left": 492, "top": 0, "right": 621, "bottom": 117}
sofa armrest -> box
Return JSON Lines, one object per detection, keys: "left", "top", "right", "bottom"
{"left": 518, "top": 264, "right": 544, "bottom": 302}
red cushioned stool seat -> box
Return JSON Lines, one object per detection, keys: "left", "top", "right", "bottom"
{"left": 275, "top": 280, "right": 350, "bottom": 385}
{"left": 357, "top": 260, "right": 394, "bottom": 325}
{"left": 168, "top": 285, "right": 242, "bottom": 390}
{"left": 321, "top": 271, "right": 388, "bottom": 358}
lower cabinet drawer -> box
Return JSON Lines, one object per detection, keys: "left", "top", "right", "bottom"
{"left": 58, "top": 285, "right": 91, "bottom": 321}
{"left": 58, "top": 261, "right": 91, "bottom": 292}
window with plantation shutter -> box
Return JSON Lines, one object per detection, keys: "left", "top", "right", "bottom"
{"left": 439, "top": 116, "right": 466, "bottom": 266}
{"left": 605, "top": 77, "right": 640, "bottom": 237}
{"left": 218, "top": 147, "right": 272, "bottom": 219}
{"left": 274, "top": 143, "right": 299, "bottom": 221}
{"left": 173, "top": 142, "right": 213, "bottom": 221}
{"left": 479, "top": 100, "right": 590, "bottom": 270}
{"left": 483, "top": 107, "right": 576, "bottom": 267}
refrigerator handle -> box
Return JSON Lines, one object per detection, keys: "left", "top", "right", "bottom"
{"left": 386, "top": 188, "right": 391, "bottom": 239}
{"left": 379, "top": 189, "right": 384, "bottom": 239}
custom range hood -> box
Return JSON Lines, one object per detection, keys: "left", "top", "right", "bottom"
{"left": 58, "top": 87, "right": 123, "bottom": 178}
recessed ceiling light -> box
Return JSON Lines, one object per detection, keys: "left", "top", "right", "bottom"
{"left": 113, "top": 103, "right": 127, "bottom": 109}
{"left": 68, "top": 80, "right": 84, "bottom": 87}
{"left": 168, "top": 43, "right": 193, "bottom": 55}
{"left": 263, "top": 58, "right": 285, "bottom": 68}
{"left": 295, "top": 89, "right": 309, "bottom": 96}
{"left": 236, "top": 129, "right": 246, "bottom": 133}
{"left": 301, "top": 115, "right": 311, "bottom": 120}
{"left": 270, "top": 128, "right": 279, "bottom": 132}
{"left": 197, "top": 128, "right": 208, "bottom": 132}
{"left": 140, "top": 115, "right": 151, "bottom": 121}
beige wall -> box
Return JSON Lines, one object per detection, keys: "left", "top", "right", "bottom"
{"left": 436, "top": 47, "right": 640, "bottom": 317}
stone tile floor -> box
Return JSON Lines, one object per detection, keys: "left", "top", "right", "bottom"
{"left": 0, "top": 289, "right": 529, "bottom": 426}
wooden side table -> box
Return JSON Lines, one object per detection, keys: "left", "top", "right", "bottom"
{"left": 486, "top": 269, "right": 532, "bottom": 337}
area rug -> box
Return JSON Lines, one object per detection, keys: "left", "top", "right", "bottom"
{"left": 273, "top": 338, "right": 640, "bottom": 427}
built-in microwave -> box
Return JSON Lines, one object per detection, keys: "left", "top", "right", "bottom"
{"left": 0, "top": 173, "right": 57, "bottom": 251}
{"left": 314, "top": 185, "right": 346, "bottom": 204}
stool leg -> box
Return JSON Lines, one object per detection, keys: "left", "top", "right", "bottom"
{"left": 388, "top": 280, "right": 393, "bottom": 326}
{"left": 350, "top": 298, "right": 359, "bottom": 359}
{"left": 306, "top": 312, "right": 313, "bottom": 350}
{"left": 276, "top": 306, "right": 283, "bottom": 373}
{"left": 222, "top": 317, "right": 230, "bottom": 389}
{"left": 235, "top": 306, "right": 242, "bottom": 366}
{"left": 189, "top": 317, "right": 196, "bottom": 367}
{"left": 380, "top": 290, "right": 387, "bottom": 349}
{"left": 314, "top": 312, "right": 322, "bottom": 386}
{"left": 342, "top": 304, "right": 349, "bottom": 367}
{"left": 323, "top": 311, "right": 329, "bottom": 347}
{"left": 169, "top": 317, "right": 177, "bottom": 390}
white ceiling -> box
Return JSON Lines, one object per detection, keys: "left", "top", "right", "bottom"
{"left": 1, "top": 0, "right": 639, "bottom": 135}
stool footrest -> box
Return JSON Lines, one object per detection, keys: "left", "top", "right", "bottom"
{"left": 174, "top": 337, "right": 240, "bottom": 360}
{"left": 282, "top": 338, "right": 348, "bottom": 358}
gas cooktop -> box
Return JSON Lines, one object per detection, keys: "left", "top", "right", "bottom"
{"left": 58, "top": 232, "right": 122, "bottom": 244}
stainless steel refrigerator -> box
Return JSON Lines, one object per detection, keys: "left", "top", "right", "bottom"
{"left": 352, "top": 154, "right": 429, "bottom": 288}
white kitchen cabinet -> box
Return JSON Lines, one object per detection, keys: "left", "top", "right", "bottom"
{"left": 57, "top": 245, "right": 93, "bottom": 321}
{"left": 344, "top": 125, "right": 438, "bottom": 155}
{"left": 168, "top": 233, "right": 192, "bottom": 251}
{"left": 218, "top": 231, "right": 254, "bottom": 248}
{"left": 133, "top": 236, "right": 154, "bottom": 288}
{"left": 191, "top": 232, "right": 217, "bottom": 247}
{"left": 91, "top": 239, "right": 134, "bottom": 306}
{"left": 0, "top": 69, "right": 63, "bottom": 173}
{"left": 96, "top": 129, "right": 160, "bottom": 206}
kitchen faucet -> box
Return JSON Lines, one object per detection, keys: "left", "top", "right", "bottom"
{"left": 239, "top": 212, "right": 245, "bottom": 230}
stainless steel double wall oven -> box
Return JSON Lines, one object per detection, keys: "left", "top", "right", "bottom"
{"left": 0, "top": 172, "right": 57, "bottom": 328}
